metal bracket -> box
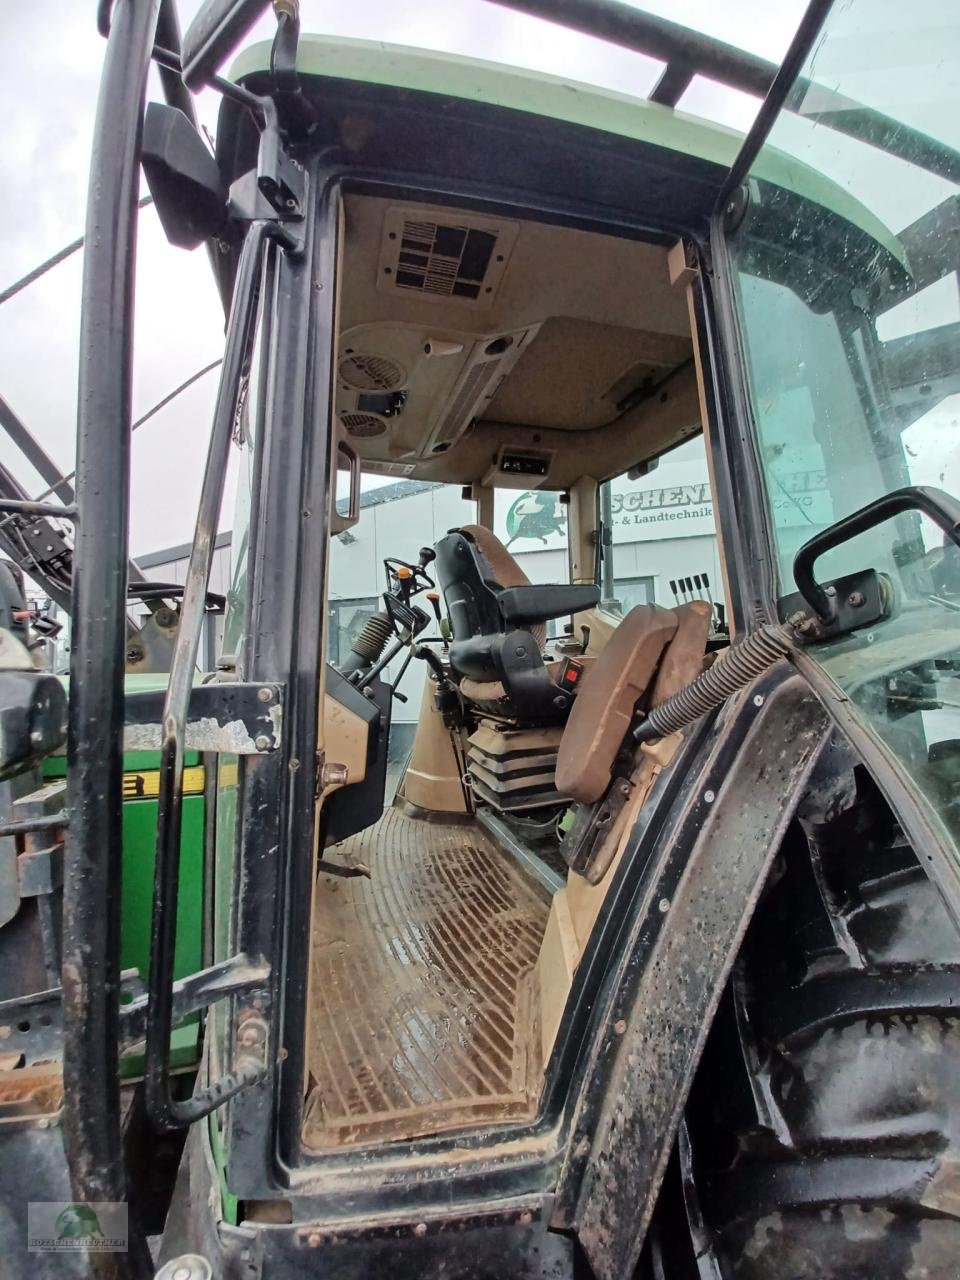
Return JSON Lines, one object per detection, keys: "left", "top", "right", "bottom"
{"left": 257, "top": 106, "right": 305, "bottom": 216}
{"left": 17, "top": 842, "right": 62, "bottom": 897}
{"left": 0, "top": 970, "right": 144, "bottom": 1066}
{"left": 20, "top": 518, "right": 71, "bottom": 572}
{"left": 120, "top": 953, "right": 271, "bottom": 1049}
{"left": 792, "top": 485, "right": 960, "bottom": 626}
{"left": 123, "top": 681, "right": 283, "bottom": 754}
{"left": 227, "top": 99, "right": 306, "bottom": 252}
{"left": 780, "top": 568, "right": 888, "bottom": 642}
{"left": 720, "top": 181, "right": 750, "bottom": 232}
{"left": 11, "top": 780, "right": 66, "bottom": 983}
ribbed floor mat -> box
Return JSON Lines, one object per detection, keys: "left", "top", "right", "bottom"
{"left": 303, "top": 805, "right": 551, "bottom": 1150}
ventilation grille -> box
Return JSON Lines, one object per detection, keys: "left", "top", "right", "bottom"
{"left": 435, "top": 360, "right": 497, "bottom": 446}
{"left": 394, "top": 220, "right": 498, "bottom": 301}
{"left": 339, "top": 354, "right": 406, "bottom": 392}
{"left": 341, "top": 413, "right": 387, "bottom": 438}
{"left": 379, "top": 209, "right": 518, "bottom": 310}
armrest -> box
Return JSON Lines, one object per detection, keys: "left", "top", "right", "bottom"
{"left": 498, "top": 583, "right": 600, "bottom": 626}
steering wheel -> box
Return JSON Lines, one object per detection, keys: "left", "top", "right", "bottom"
{"left": 384, "top": 547, "right": 436, "bottom": 599}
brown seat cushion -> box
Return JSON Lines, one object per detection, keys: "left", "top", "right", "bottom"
{"left": 649, "top": 600, "right": 713, "bottom": 707}
{"left": 459, "top": 658, "right": 594, "bottom": 712}
{"left": 459, "top": 676, "right": 508, "bottom": 703}
{"left": 555, "top": 603, "right": 678, "bottom": 804}
{"left": 458, "top": 524, "right": 546, "bottom": 652}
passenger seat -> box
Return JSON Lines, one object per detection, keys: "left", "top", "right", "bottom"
{"left": 555, "top": 600, "right": 712, "bottom": 804}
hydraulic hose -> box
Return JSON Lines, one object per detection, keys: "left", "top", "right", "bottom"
{"left": 635, "top": 620, "right": 796, "bottom": 743}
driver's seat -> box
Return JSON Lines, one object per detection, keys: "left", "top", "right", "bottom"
{"left": 434, "top": 524, "right": 599, "bottom": 721}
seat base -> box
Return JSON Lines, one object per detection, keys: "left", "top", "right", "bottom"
{"left": 466, "top": 721, "right": 570, "bottom": 814}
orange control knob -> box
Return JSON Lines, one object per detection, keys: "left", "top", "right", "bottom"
{"left": 396, "top": 566, "right": 412, "bottom": 579}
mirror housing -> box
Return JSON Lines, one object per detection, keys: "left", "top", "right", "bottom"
{"left": 180, "top": 0, "right": 271, "bottom": 90}
{"left": 141, "top": 103, "right": 227, "bottom": 250}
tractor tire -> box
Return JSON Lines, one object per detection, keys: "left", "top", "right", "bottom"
{"left": 646, "top": 759, "right": 960, "bottom": 1279}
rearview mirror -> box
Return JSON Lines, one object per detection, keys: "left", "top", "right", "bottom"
{"left": 141, "top": 103, "right": 227, "bottom": 249}
{"left": 180, "top": 0, "right": 271, "bottom": 90}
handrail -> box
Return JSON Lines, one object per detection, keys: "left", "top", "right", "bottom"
{"left": 715, "top": 0, "right": 834, "bottom": 215}
{"left": 793, "top": 485, "right": 960, "bottom": 625}
{"left": 145, "top": 219, "right": 272, "bottom": 1130}
{"left": 484, "top": 0, "right": 960, "bottom": 187}
{"left": 61, "top": 0, "right": 161, "bottom": 1274}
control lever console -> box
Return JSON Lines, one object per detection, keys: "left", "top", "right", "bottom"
{"left": 383, "top": 547, "right": 436, "bottom": 606}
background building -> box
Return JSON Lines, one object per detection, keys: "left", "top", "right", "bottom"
{"left": 140, "top": 437, "right": 723, "bottom": 736}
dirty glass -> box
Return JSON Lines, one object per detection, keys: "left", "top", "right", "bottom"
{"left": 600, "top": 434, "right": 727, "bottom": 635}
{"left": 726, "top": 0, "right": 960, "bottom": 851}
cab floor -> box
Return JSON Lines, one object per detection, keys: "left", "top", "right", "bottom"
{"left": 302, "top": 804, "right": 551, "bottom": 1150}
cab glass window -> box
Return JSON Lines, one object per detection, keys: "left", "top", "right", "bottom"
{"left": 493, "top": 487, "right": 570, "bottom": 585}
{"left": 726, "top": 0, "right": 960, "bottom": 854}
{"left": 600, "top": 434, "right": 726, "bottom": 626}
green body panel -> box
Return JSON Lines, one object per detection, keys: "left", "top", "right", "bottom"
{"left": 230, "top": 34, "right": 903, "bottom": 258}
{"left": 118, "top": 796, "right": 204, "bottom": 1076}
{"left": 119, "top": 795, "right": 204, "bottom": 986}
{"left": 43, "top": 673, "right": 206, "bottom": 1073}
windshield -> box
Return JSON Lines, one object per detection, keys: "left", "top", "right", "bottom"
{"left": 726, "top": 0, "right": 960, "bottom": 852}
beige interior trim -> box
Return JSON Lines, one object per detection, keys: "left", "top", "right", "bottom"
{"left": 536, "top": 887, "right": 579, "bottom": 1064}
{"left": 568, "top": 475, "right": 598, "bottom": 587}
{"left": 336, "top": 195, "right": 698, "bottom": 488}
{"left": 471, "top": 364, "right": 700, "bottom": 490}
{"left": 537, "top": 733, "right": 681, "bottom": 1063}
{"left": 320, "top": 694, "right": 369, "bottom": 794}
{"left": 474, "top": 483, "right": 495, "bottom": 531}
{"left": 397, "top": 676, "right": 470, "bottom": 814}
{"left": 565, "top": 734, "right": 682, "bottom": 945}
{"left": 670, "top": 237, "right": 736, "bottom": 636}
{"left": 578, "top": 606, "right": 619, "bottom": 658}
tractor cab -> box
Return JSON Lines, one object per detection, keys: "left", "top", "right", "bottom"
{"left": 2, "top": 3, "right": 960, "bottom": 1279}
{"left": 210, "top": 169, "right": 737, "bottom": 1150}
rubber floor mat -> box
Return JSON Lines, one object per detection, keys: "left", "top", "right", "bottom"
{"left": 303, "top": 804, "right": 551, "bottom": 1150}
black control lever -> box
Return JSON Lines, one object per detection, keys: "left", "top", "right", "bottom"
{"left": 426, "top": 590, "right": 447, "bottom": 648}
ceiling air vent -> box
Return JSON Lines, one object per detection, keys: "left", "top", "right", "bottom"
{"left": 341, "top": 413, "right": 387, "bottom": 438}
{"left": 421, "top": 325, "right": 538, "bottom": 458}
{"left": 379, "top": 208, "right": 518, "bottom": 309}
{"left": 439, "top": 359, "right": 498, "bottom": 436}
{"left": 339, "top": 353, "right": 406, "bottom": 392}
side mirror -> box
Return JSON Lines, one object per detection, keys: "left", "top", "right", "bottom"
{"left": 141, "top": 103, "right": 227, "bottom": 250}
{"left": 180, "top": 0, "right": 272, "bottom": 90}
{"left": 0, "top": 631, "right": 67, "bottom": 779}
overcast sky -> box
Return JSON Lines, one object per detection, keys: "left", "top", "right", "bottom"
{"left": 0, "top": 1, "right": 804, "bottom": 558}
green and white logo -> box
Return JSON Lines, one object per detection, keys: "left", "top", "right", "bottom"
{"left": 504, "top": 491, "right": 566, "bottom": 547}
{"left": 55, "top": 1203, "right": 105, "bottom": 1242}
{"left": 28, "top": 1201, "right": 127, "bottom": 1253}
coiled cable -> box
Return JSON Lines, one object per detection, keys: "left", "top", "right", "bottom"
{"left": 635, "top": 620, "right": 797, "bottom": 743}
